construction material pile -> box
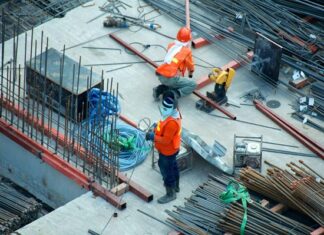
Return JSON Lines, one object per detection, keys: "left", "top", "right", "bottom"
{"left": 240, "top": 160, "right": 324, "bottom": 226}
{"left": 144, "top": 0, "right": 323, "bottom": 83}
{"left": 219, "top": 201, "right": 313, "bottom": 235}
{"left": 0, "top": 182, "right": 42, "bottom": 233}
{"left": 166, "top": 174, "right": 313, "bottom": 234}
{"left": 165, "top": 174, "right": 230, "bottom": 234}
{"left": 0, "top": 0, "right": 91, "bottom": 42}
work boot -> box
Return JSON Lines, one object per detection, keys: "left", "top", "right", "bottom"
{"left": 157, "top": 186, "right": 176, "bottom": 204}
{"left": 175, "top": 178, "right": 180, "bottom": 193}
{"left": 170, "top": 89, "right": 181, "bottom": 99}
{"left": 153, "top": 85, "right": 169, "bottom": 101}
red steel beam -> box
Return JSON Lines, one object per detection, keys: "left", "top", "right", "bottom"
{"left": 0, "top": 118, "right": 127, "bottom": 209}
{"left": 254, "top": 100, "right": 324, "bottom": 159}
{"left": 192, "top": 37, "right": 210, "bottom": 48}
{"left": 192, "top": 35, "right": 225, "bottom": 49}
{"left": 118, "top": 172, "right": 153, "bottom": 202}
{"left": 1, "top": 98, "right": 153, "bottom": 202}
{"left": 109, "top": 33, "right": 236, "bottom": 120}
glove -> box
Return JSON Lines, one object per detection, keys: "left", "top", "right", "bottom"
{"left": 145, "top": 131, "right": 155, "bottom": 141}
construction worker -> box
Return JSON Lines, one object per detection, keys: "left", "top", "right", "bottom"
{"left": 153, "top": 27, "right": 197, "bottom": 101}
{"left": 146, "top": 91, "right": 181, "bottom": 204}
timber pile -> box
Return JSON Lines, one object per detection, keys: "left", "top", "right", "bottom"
{"left": 240, "top": 160, "right": 324, "bottom": 226}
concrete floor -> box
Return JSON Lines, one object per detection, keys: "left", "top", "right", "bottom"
{"left": 1, "top": 0, "right": 323, "bottom": 234}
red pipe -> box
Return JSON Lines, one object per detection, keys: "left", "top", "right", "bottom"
{"left": 109, "top": 34, "right": 159, "bottom": 68}
{"left": 254, "top": 100, "right": 324, "bottom": 159}
{"left": 109, "top": 33, "right": 237, "bottom": 120}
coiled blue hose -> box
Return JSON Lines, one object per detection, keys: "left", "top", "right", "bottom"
{"left": 81, "top": 88, "right": 151, "bottom": 171}
{"left": 115, "top": 122, "right": 151, "bottom": 171}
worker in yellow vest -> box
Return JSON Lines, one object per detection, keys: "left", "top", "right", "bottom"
{"left": 146, "top": 91, "right": 182, "bottom": 203}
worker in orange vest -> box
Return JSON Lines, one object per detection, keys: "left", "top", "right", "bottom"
{"left": 146, "top": 91, "right": 182, "bottom": 203}
{"left": 153, "top": 27, "right": 197, "bottom": 101}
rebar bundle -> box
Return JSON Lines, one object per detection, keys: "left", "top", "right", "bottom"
{"left": 166, "top": 173, "right": 314, "bottom": 234}
{"left": 240, "top": 160, "right": 324, "bottom": 226}
{"left": 239, "top": 167, "right": 297, "bottom": 209}
{"left": 0, "top": 182, "right": 42, "bottom": 233}
{"left": 165, "top": 174, "right": 231, "bottom": 235}
{"left": 143, "top": 0, "right": 324, "bottom": 83}
{"left": 272, "top": 0, "right": 324, "bottom": 21}
{"left": 219, "top": 201, "right": 313, "bottom": 235}
{"left": 0, "top": 0, "right": 91, "bottom": 42}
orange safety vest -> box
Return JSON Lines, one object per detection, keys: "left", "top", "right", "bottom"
{"left": 156, "top": 43, "right": 194, "bottom": 78}
{"left": 154, "top": 116, "right": 182, "bottom": 156}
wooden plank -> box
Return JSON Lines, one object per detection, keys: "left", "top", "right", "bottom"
{"left": 311, "top": 227, "right": 324, "bottom": 235}
{"left": 270, "top": 203, "right": 287, "bottom": 214}
{"left": 260, "top": 199, "right": 269, "bottom": 208}
{"left": 111, "top": 183, "right": 129, "bottom": 196}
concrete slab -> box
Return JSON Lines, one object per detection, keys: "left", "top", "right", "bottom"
{"left": 18, "top": 153, "right": 217, "bottom": 235}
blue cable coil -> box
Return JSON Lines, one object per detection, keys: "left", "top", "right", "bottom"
{"left": 80, "top": 88, "right": 151, "bottom": 171}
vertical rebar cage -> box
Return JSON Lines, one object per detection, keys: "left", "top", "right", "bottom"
{"left": 0, "top": 19, "right": 120, "bottom": 190}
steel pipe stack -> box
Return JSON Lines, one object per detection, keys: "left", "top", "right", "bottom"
{"left": 166, "top": 173, "right": 314, "bottom": 234}
{"left": 240, "top": 160, "right": 324, "bottom": 226}
{"left": 0, "top": 182, "right": 42, "bottom": 233}
{"left": 165, "top": 174, "right": 231, "bottom": 235}
{"left": 219, "top": 201, "right": 313, "bottom": 235}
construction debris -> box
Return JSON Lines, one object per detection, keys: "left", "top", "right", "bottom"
{"left": 292, "top": 112, "right": 324, "bottom": 133}
{"left": 182, "top": 128, "right": 231, "bottom": 174}
{"left": 310, "top": 82, "right": 324, "bottom": 117}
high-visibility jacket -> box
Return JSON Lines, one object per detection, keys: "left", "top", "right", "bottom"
{"left": 154, "top": 116, "right": 182, "bottom": 156}
{"left": 156, "top": 42, "right": 194, "bottom": 78}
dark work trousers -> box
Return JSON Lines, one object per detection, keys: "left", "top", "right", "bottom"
{"left": 158, "top": 151, "right": 179, "bottom": 188}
